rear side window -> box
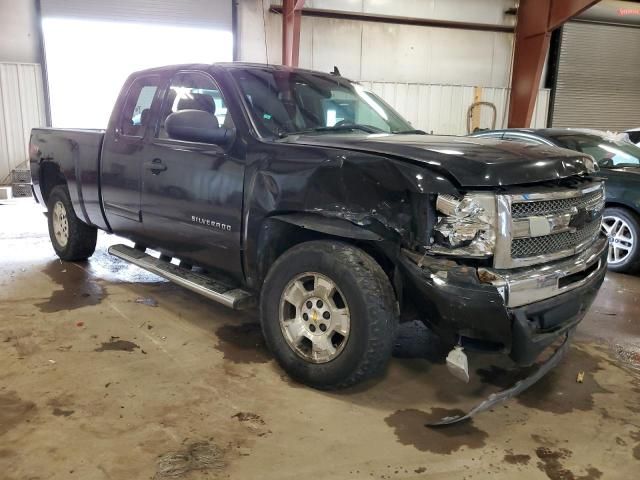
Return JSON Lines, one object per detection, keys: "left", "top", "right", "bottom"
{"left": 120, "top": 77, "right": 161, "bottom": 137}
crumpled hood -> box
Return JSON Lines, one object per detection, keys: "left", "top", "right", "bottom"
{"left": 280, "top": 133, "right": 595, "bottom": 187}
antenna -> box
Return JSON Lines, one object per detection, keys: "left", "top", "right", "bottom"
{"left": 330, "top": 66, "right": 341, "bottom": 76}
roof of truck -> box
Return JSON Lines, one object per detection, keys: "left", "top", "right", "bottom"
{"left": 130, "top": 62, "right": 351, "bottom": 80}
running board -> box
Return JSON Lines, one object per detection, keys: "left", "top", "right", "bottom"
{"left": 108, "top": 244, "right": 254, "bottom": 309}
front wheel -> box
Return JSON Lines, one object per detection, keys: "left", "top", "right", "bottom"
{"left": 47, "top": 185, "right": 97, "bottom": 261}
{"left": 602, "top": 207, "right": 640, "bottom": 273}
{"left": 260, "top": 240, "right": 398, "bottom": 389}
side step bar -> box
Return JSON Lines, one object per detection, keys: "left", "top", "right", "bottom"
{"left": 108, "top": 244, "right": 254, "bottom": 309}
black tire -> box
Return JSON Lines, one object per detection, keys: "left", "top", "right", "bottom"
{"left": 47, "top": 185, "right": 97, "bottom": 261}
{"left": 260, "top": 240, "right": 398, "bottom": 389}
{"left": 603, "top": 207, "right": 640, "bottom": 273}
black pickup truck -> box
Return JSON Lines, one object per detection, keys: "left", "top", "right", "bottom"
{"left": 30, "top": 63, "right": 608, "bottom": 402}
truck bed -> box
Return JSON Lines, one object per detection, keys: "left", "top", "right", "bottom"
{"left": 29, "top": 127, "right": 109, "bottom": 230}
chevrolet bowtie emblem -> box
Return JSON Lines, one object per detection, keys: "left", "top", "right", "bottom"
{"left": 569, "top": 208, "right": 589, "bottom": 230}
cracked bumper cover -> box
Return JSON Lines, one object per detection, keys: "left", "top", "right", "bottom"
{"left": 399, "top": 235, "right": 608, "bottom": 366}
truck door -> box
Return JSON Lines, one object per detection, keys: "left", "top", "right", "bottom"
{"left": 140, "top": 70, "right": 245, "bottom": 280}
{"left": 101, "top": 75, "right": 164, "bottom": 238}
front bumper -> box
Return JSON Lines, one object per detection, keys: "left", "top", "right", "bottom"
{"left": 399, "top": 234, "right": 608, "bottom": 366}
{"left": 478, "top": 234, "right": 608, "bottom": 308}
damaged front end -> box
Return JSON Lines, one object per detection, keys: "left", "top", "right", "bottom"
{"left": 244, "top": 139, "right": 607, "bottom": 424}
{"left": 430, "top": 193, "right": 496, "bottom": 258}
{"left": 397, "top": 177, "right": 608, "bottom": 423}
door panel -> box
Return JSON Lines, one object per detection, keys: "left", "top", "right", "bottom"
{"left": 101, "top": 75, "right": 163, "bottom": 237}
{"left": 140, "top": 71, "right": 245, "bottom": 279}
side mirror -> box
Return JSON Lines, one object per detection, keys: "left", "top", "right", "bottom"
{"left": 598, "top": 157, "right": 613, "bottom": 168}
{"left": 165, "top": 110, "right": 234, "bottom": 146}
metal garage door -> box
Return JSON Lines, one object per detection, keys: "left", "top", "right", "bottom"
{"left": 40, "top": 0, "right": 232, "bottom": 30}
{"left": 40, "top": 0, "right": 233, "bottom": 128}
{"left": 552, "top": 21, "right": 640, "bottom": 131}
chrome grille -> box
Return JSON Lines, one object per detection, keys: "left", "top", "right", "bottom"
{"left": 494, "top": 181, "right": 605, "bottom": 269}
{"left": 511, "top": 220, "right": 601, "bottom": 258}
{"left": 511, "top": 188, "right": 604, "bottom": 218}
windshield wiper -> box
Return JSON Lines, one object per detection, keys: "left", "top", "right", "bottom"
{"left": 279, "top": 123, "right": 384, "bottom": 138}
{"left": 608, "top": 163, "right": 640, "bottom": 168}
{"left": 392, "top": 129, "right": 427, "bottom": 135}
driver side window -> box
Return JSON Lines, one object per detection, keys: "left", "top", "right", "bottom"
{"left": 157, "top": 72, "right": 233, "bottom": 139}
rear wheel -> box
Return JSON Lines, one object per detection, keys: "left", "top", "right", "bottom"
{"left": 47, "top": 185, "right": 97, "bottom": 261}
{"left": 260, "top": 240, "right": 398, "bottom": 389}
{"left": 602, "top": 207, "right": 640, "bottom": 273}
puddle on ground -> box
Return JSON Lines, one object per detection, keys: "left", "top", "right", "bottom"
{"left": 384, "top": 408, "right": 488, "bottom": 454}
{"left": 215, "top": 323, "right": 270, "bottom": 364}
{"left": 0, "top": 449, "right": 14, "bottom": 458}
{"left": 94, "top": 339, "right": 139, "bottom": 352}
{"left": 535, "top": 446, "right": 602, "bottom": 480}
{"left": 0, "top": 391, "right": 37, "bottom": 436}
{"left": 52, "top": 407, "right": 74, "bottom": 417}
{"left": 36, "top": 261, "right": 105, "bottom": 313}
{"left": 477, "top": 347, "right": 611, "bottom": 415}
{"left": 630, "top": 431, "right": 640, "bottom": 460}
{"left": 503, "top": 451, "right": 531, "bottom": 465}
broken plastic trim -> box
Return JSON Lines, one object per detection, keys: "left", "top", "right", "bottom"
{"left": 427, "top": 331, "right": 571, "bottom": 427}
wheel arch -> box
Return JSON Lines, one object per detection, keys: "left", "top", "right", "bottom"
{"left": 39, "top": 161, "right": 67, "bottom": 204}
{"left": 251, "top": 213, "right": 400, "bottom": 296}
{"left": 605, "top": 201, "right": 640, "bottom": 218}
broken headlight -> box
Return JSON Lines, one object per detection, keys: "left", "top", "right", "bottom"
{"left": 430, "top": 193, "right": 497, "bottom": 257}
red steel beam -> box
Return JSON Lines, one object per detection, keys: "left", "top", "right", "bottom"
{"left": 282, "top": 0, "right": 305, "bottom": 67}
{"left": 507, "top": 0, "right": 600, "bottom": 128}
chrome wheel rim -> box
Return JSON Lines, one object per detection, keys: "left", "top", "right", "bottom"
{"left": 602, "top": 215, "right": 634, "bottom": 265}
{"left": 279, "top": 272, "right": 350, "bottom": 363}
{"left": 52, "top": 201, "right": 69, "bottom": 248}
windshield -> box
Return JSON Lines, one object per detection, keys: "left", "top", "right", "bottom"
{"left": 229, "top": 68, "right": 413, "bottom": 137}
{"left": 550, "top": 132, "right": 640, "bottom": 168}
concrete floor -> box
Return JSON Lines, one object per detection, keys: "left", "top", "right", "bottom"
{"left": 1, "top": 199, "right": 639, "bottom": 480}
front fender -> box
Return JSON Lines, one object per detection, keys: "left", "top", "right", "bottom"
{"left": 270, "top": 213, "right": 384, "bottom": 241}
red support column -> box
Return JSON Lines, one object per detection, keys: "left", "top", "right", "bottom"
{"left": 507, "top": 0, "right": 600, "bottom": 128}
{"left": 282, "top": 0, "right": 305, "bottom": 67}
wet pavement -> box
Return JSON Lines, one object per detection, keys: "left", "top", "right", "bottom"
{"left": 1, "top": 199, "right": 639, "bottom": 479}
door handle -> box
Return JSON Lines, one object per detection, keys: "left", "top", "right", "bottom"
{"left": 144, "top": 158, "right": 167, "bottom": 174}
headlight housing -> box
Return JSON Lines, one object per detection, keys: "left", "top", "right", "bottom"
{"left": 430, "top": 193, "right": 497, "bottom": 257}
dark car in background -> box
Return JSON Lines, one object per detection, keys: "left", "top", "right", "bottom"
{"left": 470, "top": 128, "right": 640, "bottom": 273}
{"left": 627, "top": 128, "right": 640, "bottom": 147}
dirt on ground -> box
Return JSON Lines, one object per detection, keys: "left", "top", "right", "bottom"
{"left": 1, "top": 200, "right": 639, "bottom": 479}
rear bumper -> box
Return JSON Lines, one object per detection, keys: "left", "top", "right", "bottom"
{"left": 399, "top": 235, "right": 607, "bottom": 366}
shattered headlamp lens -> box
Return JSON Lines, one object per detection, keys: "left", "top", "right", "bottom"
{"left": 431, "top": 193, "right": 497, "bottom": 257}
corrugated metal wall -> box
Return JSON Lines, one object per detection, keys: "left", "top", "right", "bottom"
{"left": 0, "top": 63, "right": 46, "bottom": 184}
{"left": 361, "top": 82, "right": 550, "bottom": 135}
{"left": 239, "top": 0, "right": 515, "bottom": 88}
{"left": 552, "top": 22, "right": 640, "bottom": 131}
